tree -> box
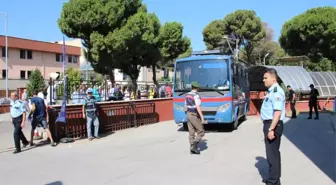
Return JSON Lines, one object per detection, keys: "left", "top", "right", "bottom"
{"left": 202, "top": 20, "right": 226, "bottom": 50}
{"left": 26, "top": 69, "right": 46, "bottom": 97}
{"left": 306, "top": 58, "right": 335, "bottom": 72}
{"left": 58, "top": 0, "right": 144, "bottom": 84}
{"left": 279, "top": 6, "right": 336, "bottom": 63}
{"left": 178, "top": 47, "right": 193, "bottom": 58}
{"left": 98, "top": 11, "right": 161, "bottom": 91}
{"left": 56, "top": 68, "right": 82, "bottom": 98}
{"left": 150, "top": 22, "right": 191, "bottom": 87}
{"left": 95, "top": 73, "right": 104, "bottom": 86}
{"left": 59, "top": 0, "right": 190, "bottom": 93}
{"left": 202, "top": 10, "right": 265, "bottom": 64}
{"left": 246, "top": 22, "right": 285, "bottom": 65}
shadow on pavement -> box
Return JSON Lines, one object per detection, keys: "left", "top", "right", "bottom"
{"left": 283, "top": 112, "right": 336, "bottom": 183}
{"left": 198, "top": 139, "right": 208, "bottom": 152}
{"left": 176, "top": 119, "right": 248, "bottom": 133}
{"left": 45, "top": 181, "right": 63, "bottom": 185}
{"left": 255, "top": 156, "right": 268, "bottom": 181}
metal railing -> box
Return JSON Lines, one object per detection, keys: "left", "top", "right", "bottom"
{"left": 48, "top": 100, "right": 158, "bottom": 142}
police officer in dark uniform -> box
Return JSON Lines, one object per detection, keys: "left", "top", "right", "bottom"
{"left": 10, "top": 92, "right": 29, "bottom": 154}
{"left": 185, "top": 81, "right": 205, "bottom": 155}
{"left": 308, "top": 84, "right": 319, "bottom": 120}
{"left": 286, "top": 85, "right": 296, "bottom": 118}
{"left": 261, "top": 69, "right": 285, "bottom": 185}
{"left": 82, "top": 88, "right": 100, "bottom": 141}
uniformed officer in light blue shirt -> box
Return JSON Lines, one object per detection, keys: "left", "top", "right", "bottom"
{"left": 260, "top": 68, "right": 285, "bottom": 185}
{"left": 10, "top": 92, "right": 29, "bottom": 154}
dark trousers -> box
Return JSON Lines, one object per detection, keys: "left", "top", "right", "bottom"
{"left": 309, "top": 103, "right": 318, "bottom": 118}
{"left": 290, "top": 102, "right": 296, "bottom": 118}
{"left": 263, "top": 120, "right": 283, "bottom": 185}
{"left": 13, "top": 115, "right": 29, "bottom": 151}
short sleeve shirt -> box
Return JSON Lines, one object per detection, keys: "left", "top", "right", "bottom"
{"left": 184, "top": 90, "right": 201, "bottom": 106}
{"left": 194, "top": 93, "right": 201, "bottom": 106}
{"left": 10, "top": 100, "right": 26, "bottom": 118}
{"left": 260, "top": 83, "right": 286, "bottom": 121}
{"left": 30, "top": 97, "right": 46, "bottom": 118}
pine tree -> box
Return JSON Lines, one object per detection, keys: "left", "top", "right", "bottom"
{"left": 26, "top": 69, "right": 46, "bottom": 97}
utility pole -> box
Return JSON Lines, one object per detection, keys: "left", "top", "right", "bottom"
{"left": 0, "top": 12, "right": 8, "bottom": 98}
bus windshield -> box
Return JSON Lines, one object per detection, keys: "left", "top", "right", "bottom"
{"left": 174, "top": 59, "right": 230, "bottom": 92}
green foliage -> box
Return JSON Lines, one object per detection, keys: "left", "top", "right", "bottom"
{"left": 306, "top": 58, "right": 336, "bottom": 72}
{"left": 178, "top": 47, "right": 193, "bottom": 58}
{"left": 202, "top": 20, "right": 226, "bottom": 50}
{"left": 159, "top": 22, "right": 191, "bottom": 65}
{"left": 26, "top": 69, "right": 46, "bottom": 97}
{"left": 246, "top": 22, "right": 286, "bottom": 65}
{"left": 95, "top": 73, "right": 104, "bottom": 86}
{"left": 202, "top": 10, "right": 265, "bottom": 64}
{"left": 103, "top": 11, "right": 161, "bottom": 89}
{"left": 279, "top": 6, "right": 336, "bottom": 63}
{"left": 58, "top": 0, "right": 144, "bottom": 83}
{"left": 56, "top": 68, "right": 82, "bottom": 97}
{"left": 58, "top": 0, "right": 191, "bottom": 91}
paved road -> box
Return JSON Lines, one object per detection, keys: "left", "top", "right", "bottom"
{"left": 0, "top": 113, "right": 335, "bottom": 185}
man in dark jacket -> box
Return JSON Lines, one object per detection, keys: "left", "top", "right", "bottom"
{"left": 308, "top": 84, "right": 319, "bottom": 120}
{"left": 287, "top": 85, "right": 297, "bottom": 118}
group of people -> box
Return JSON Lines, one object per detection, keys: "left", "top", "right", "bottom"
{"left": 10, "top": 90, "right": 57, "bottom": 154}
{"left": 287, "top": 84, "right": 319, "bottom": 119}
{"left": 185, "top": 68, "right": 321, "bottom": 185}
{"left": 70, "top": 82, "right": 173, "bottom": 104}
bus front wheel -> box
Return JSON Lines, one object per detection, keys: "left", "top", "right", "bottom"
{"left": 231, "top": 118, "right": 239, "bottom": 130}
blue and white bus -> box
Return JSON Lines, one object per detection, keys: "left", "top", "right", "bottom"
{"left": 173, "top": 51, "right": 250, "bottom": 130}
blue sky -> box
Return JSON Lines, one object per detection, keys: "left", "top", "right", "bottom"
{"left": 0, "top": 0, "right": 334, "bottom": 51}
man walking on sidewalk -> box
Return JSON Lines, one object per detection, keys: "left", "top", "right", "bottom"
{"left": 185, "top": 81, "right": 205, "bottom": 155}
{"left": 10, "top": 92, "right": 29, "bottom": 154}
{"left": 29, "top": 90, "right": 57, "bottom": 147}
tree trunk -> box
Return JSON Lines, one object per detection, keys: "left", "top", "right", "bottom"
{"left": 246, "top": 45, "right": 255, "bottom": 65}
{"left": 131, "top": 78, "right": 137, "bottom": 99}
{"left": 108, "top": 69, "right": 115, "bottom": 86}
{"left": 152, "top": 65, "right": 159, "bottom": 89}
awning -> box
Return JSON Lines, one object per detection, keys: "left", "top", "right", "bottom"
{"left": 308, "top": 72, "right": 336, "bottom": 97}
{"left": 248, "top": 65, "right": 314, "bottom": 92}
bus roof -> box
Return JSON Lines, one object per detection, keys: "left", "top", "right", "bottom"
{"left": 176, "top": 55, "right": 232, "bottom": 63}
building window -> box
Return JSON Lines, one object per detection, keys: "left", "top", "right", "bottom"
{"left": 27, "top": 71, "right": 32, "bottom": 78}
{"left": 27, "top": 50, "right": 33, "bottom": 59}
{"left": 20, "top": 49, "right": 26, "bottom": 59}
{"left": 73, "top": 56, "right": 78, "bottom": 63}
{"left": 68, "top": 55, "right": 72, "bottom": 63}
{"left": 56, "top": 54, "right": 60, "bottom": 62}
{"left": 2, "top": 69, "right": 6, "bottom": 79}
{"left": 1, "top": 47, "right": 5, "bottom": 57}
{"left": 20, "top": 70, "right": 26, "bottom": 79}
{"left": 19, "top": 49, "right": 33, "bottom": 59}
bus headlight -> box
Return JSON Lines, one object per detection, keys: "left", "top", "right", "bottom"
{"left": 217, "top": 103, "right": 230, "bottom": 112}
{"left": 174, "top": 103, "right": 185, "bottom": 111}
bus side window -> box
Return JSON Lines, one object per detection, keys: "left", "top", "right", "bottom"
{"left": 236, "top": 65, "right": 241, "bottom": 86}
{"left": 231, "top": 63, "right": 236, "bottom": 85}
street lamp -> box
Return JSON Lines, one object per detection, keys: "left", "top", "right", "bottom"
{"left": 0, "top": 12, "right": 8, "bottom": 98}
{"left": 263, "top": 53, "right": 270, "bottom": 65}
